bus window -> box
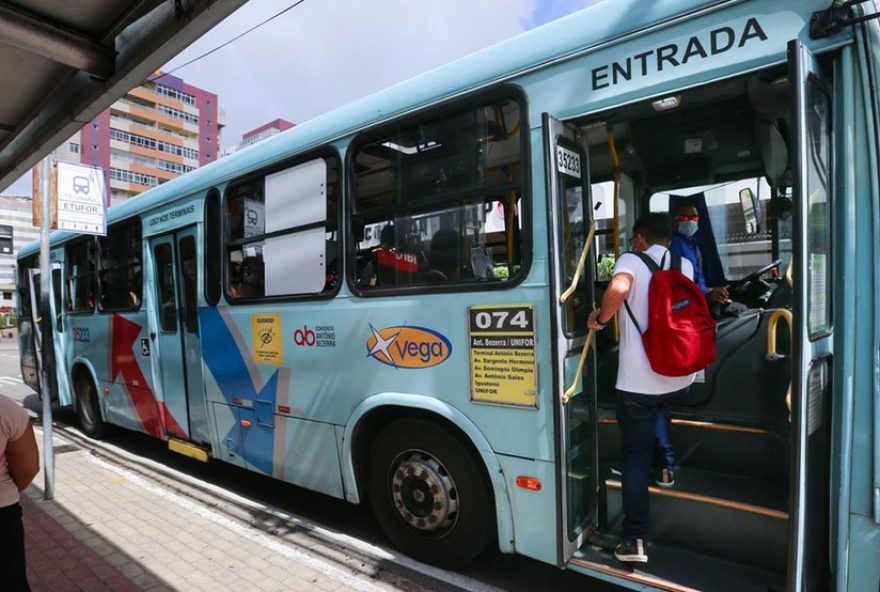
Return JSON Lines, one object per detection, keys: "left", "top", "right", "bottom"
{"left": 65, "top": 238, "right": 96, "bottom": 312}
{"left": 226, "top": 155, "right": 339, "bottom": 300}
{"left": 98, "top": 218, "right": 143, "bottom": 311}
{"left": 352, "top": 95, "right": 526, "bottom": 289}
{"left": 204, "top": 189, "right": 221, "bottom": 306}
{"left": 154, "top": 244, "right": 176, "bottom": 331}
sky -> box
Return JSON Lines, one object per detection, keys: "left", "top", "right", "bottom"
{"left": 7, "top": 0, "right": 600, "bottom": 195}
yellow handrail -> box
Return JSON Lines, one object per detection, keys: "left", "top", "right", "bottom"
{"left": 562, "top": 328, "right": 595, "bottom": 404}
{"left": 559, "top": 221, "right": 596, "bottom": 303}
{"left": 766, "top": 308, "right": 793, "bottom": 419}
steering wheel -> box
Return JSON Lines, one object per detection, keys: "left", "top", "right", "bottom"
{"left": 728, "top": 259, "right": 782, "bottom": 289}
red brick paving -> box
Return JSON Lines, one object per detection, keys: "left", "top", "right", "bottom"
{"left": 21, "top": 494, "right": 140, "bottom": 592}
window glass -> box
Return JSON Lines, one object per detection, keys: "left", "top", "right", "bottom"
{"left": 52, "top": 268, "right": 63, "bottom": 331}
{"left": 806, "top": 79, "right": 832, "bottom": 336}
{"left": 154, "top": 244, "right": 176, "bottom": 331}
{"left": 352, "top": 97, "right": 525, "bottom": 289}
{"left": 0, "top": 225, "right": 12, "bottom": 254}
{"left": 226, "top": 156, "right": 339, "bottom": 300}
{"left": 66, "top": 239, "right": 96, "bottom": 312}
{"left": 557, "top": 144, "right": 589, "bottom": 337}
{"left": 98, "top": 219, "right": 143, "bottom": 311}
{"left": 649, "top": 177, "right": 791, "bottom": 279}
{"left": 179, "top": 236, "right": 198, "bottom": 333}
{"left": 205, "top": 191, "right": 221, "bottom": 305}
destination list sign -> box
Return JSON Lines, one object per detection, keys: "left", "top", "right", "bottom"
{"left": 469, "top": 304, "right": 537, "bottom": 407}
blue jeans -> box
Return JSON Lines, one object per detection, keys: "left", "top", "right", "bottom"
{"left": 616, "top": 388, "right": 684, "bottom": 539}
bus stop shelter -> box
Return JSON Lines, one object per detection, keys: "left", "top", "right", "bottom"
{"left": 0, "top": 0, "right": 246, "bottom": 193}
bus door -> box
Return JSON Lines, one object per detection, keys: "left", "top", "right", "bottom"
{"left": 27, "top": 264, "right": 62, "bottom": 401}
{"left": 148, "top": 226, "right": 210, "bottom": 443}
{"left": 544, "top": 113, "right": 599, "bottom": 562}
{"left": 787, "top": 39, "right": 833, "bottom": 591}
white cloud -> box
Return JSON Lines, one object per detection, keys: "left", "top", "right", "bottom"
{"left": 163, "top": 0, "right": 596, "bottom": 146}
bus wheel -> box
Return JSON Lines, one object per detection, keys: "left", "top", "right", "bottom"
{"left": 368, "top": 419, "right": 493, "bottom": 568}
{"left": 75, "top": 374, "right": 104, "bottom": 439}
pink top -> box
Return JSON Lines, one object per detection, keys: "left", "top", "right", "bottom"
{"left": 0, "top": 395, "right": 30, "bottom": 507}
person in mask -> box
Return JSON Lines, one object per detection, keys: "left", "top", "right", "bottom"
{"left": 669, "top": 204, "right": 731, "bottom": 306}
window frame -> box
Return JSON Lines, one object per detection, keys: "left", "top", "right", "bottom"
{"left": 345, "top": 85, "right": 532, "bottom": 298}
{"left": 221, "top": 146, "right": 343, "bottom": 304}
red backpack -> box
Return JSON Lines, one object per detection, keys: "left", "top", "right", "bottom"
{"left": 623, "top": 251, "right": 716, "bottom": 377}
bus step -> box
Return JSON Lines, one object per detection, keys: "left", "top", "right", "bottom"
{"left": 602, "top": 467, "right": 788, "bottom": 573}
{"left": 168, "top": 438, "right": 210, "bottom": 462}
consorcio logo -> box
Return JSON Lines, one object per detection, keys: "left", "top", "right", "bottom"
{"left": 366, "top": 324, "right": 452, "bottom": 369}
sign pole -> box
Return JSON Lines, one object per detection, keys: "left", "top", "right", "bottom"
{"left": 38, "top": 155, "right": 55, "bottom": 501}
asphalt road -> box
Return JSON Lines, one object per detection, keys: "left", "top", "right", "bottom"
{"left": 0, "top": 339, "right": 617, "bottom": 592}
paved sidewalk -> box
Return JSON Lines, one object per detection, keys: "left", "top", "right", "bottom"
{"left": 18, "top": 422, "right": 454, "bottom": 592}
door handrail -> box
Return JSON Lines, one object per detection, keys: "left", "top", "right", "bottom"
{"left": 559, "top": 220, "right": 596, "bottom": 304}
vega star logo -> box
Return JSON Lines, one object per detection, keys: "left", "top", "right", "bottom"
{"left": 366, "top": 324, "right": 452, "bottom": 369}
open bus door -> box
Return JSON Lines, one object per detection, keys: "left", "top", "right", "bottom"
{"left": 543, "top": 113, "right": 600, "bottom": 563}
{"left": 27, "top": 264, "right": 61, "bottom": 402}
{"left": 787, "top": 39, "right": 833, "bottom": 591}
{"left": 147, "top": 225, "right": 210, "bottom": 444}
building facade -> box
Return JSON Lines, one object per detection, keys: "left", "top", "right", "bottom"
{"left": 0, "top": 195, "right": 40, "bottom": 311}
{"left": 56, "top": 73, "right": 221, "bottom": 205}
{"left": 224, "top": 118, "right": 295, "bottom": 156}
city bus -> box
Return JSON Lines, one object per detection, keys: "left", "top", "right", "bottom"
{"left": 15, "top": 0, "right": 880, "bottom": 589}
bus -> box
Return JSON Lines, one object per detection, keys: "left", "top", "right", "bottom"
{"left": 16, "top": 0, "right": 880, "bottom": 589}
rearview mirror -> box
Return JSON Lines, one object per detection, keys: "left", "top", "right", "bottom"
{"left": 739, "top": 188, "right": 760, "bottom": 235}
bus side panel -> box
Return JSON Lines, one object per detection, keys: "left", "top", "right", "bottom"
{"left": 497, "top": 455, "right": 557, "bottom": 564}
{"left": 847, "top": 514, "right": 880, "bottom": 591}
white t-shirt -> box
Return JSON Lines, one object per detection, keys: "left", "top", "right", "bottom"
{"left": 613, "top": 244, "right": 697, "bottom": 395}
{"left": 0, "top": 395, "right": 31, "bottom": 507}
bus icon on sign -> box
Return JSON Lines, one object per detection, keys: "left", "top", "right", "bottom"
{"left": 72, "top": 176, "right": 90, "bottom": 195}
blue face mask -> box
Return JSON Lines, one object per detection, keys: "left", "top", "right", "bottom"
{"left": 677, "top": 220, "right": 699, "bottom": 237}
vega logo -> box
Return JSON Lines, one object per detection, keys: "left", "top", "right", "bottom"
{"left": 366, "top": 324, "right": 452, "bottom": 369}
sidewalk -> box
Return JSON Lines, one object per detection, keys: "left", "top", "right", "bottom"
{"left": 17, "top": 422, "right": 464, "bottom": 592}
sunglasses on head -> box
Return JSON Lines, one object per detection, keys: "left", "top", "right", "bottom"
{"left": 677, "top": 214, "right": 699, "bottom": 221}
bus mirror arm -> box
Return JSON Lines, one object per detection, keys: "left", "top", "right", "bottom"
{"left": 560, "top": 221, "right": 597, "bottom": 304}
{"left": 562, "top": 328, "right": 595, "bottom": 405}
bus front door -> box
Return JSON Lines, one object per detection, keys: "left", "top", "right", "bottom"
{"left": 148, "top": 226, "right": 210, "bottom": 443}
{"left": 544, "top": 113, "right": 600, "bottom": 563}
{"left": 787, "top": 39, "right": 833, "bottom": 591}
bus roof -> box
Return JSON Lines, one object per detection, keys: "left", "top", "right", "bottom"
{"left": 18, "top": 0, "right": 825, "bottom": 259}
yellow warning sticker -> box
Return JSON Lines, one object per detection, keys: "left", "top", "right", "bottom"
{"left": 251, "top": 313, "right": 283, "bottom": 365}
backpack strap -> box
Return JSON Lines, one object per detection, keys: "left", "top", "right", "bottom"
{"left": 621, "top": 252, "right": 659, "bottom": 335}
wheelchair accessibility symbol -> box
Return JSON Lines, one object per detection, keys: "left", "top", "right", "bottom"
{"left": 140, "top": 338, "right": 150, "bottom": 357}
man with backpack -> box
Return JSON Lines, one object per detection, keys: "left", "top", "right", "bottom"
{"left": 588, "top": 212, "right": 715, "bottom": 564}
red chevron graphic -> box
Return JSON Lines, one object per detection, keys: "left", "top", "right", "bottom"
{"left": 110, "top": 314, "right": 186, "bottom": 439}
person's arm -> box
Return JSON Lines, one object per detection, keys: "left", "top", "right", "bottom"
{"left": 7, "top": 422, "right": 39, "bottom": 491}
{"left": 588, "top": 271, "right": 633, "bottom": 330}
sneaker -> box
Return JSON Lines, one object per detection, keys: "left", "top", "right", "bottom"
{"left": 655, "top": 466, "right": 675, "bottom": 488}
{"left": 614, "top": 537, "right": 648, "bottom": 563}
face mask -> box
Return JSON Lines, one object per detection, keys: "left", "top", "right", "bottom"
{"left": 677, "top": 220, "right": 698, "bottom": 237}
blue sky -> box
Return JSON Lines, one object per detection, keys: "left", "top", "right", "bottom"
{"left": 7, "top": 0, "right": 601, "bottom": 195}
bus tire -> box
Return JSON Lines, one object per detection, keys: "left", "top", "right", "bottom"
{"left": 368, "top": 418, "right": 494, "bottom": 568}
{"left": 75, "top": 373, "right": 104, "bottom": 439}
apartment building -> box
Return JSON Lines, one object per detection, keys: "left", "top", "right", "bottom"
{"left": 56, "top": 73, "right": 221, "bottom": 205}
{"left": 223, "top": 118, "right": 294, "bottom": 156}
{"left": 0, "top": 195, "right": 40, "bottom": 311}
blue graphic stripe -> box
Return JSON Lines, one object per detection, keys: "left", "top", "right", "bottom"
{"left": 199, "top": 307, "right": 278, "bottom": 475}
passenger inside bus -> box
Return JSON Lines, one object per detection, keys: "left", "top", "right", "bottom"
{"left": 669, "top": 202, "right": 747, "bottom": 317}
{"left": 427, "top": 228, "right": 466, "bottom": 282}
{"left": 231, "top": 256, "right": 264, "bottom": 298}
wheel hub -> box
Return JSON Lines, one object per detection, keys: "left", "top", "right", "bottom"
{"left": 391, "top": 451, "right": 458, "bottom": 532}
